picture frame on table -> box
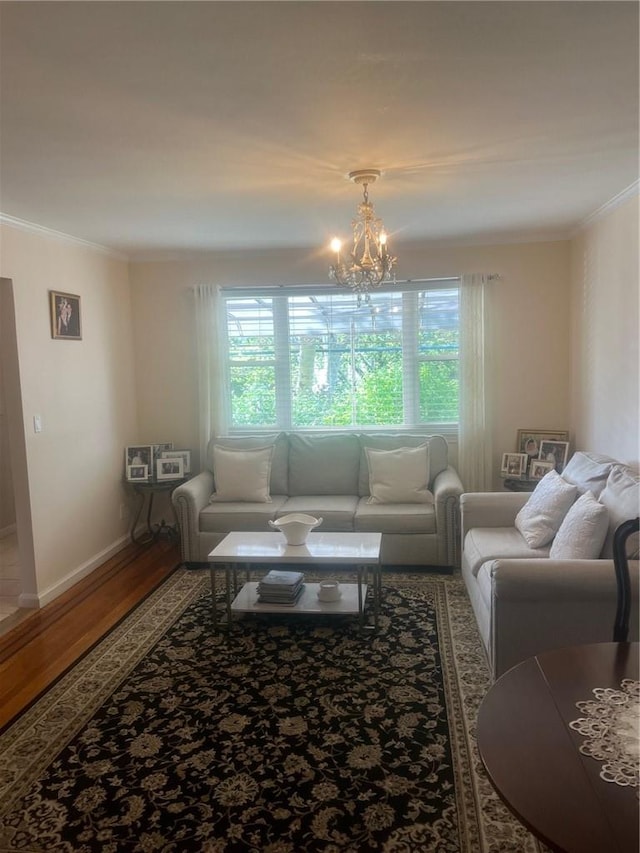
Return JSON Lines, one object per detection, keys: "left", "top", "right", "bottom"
{"left": 529, "top": 459, "right": 555, "bottom": 480}
{"left": 50, "top": 290, "right": 82, "bottom": 340}
{"left": 516, "top": 430, "right": 569, "bottom": 462}
{"left": 126, "top": 464, "right": 149, "bottom": 482}
{"left": 125, "top": 445, "right": 153, "bottom": 471}
{"left": 156, "top": 457, "right": 184, "bottom": 480}
{"left": 152, "top": 443, "right": 173, "bottom": 464}
{"left": 538, "top": 440, "right": 570, "bottom": 474}
{"left": 161, "top": 449, "right": 191, "bottom": 474}
{"left": 501, "top": 452, "right": 529, "bottom": 477}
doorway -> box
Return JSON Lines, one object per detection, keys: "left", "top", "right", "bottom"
{"left": 0, "top": 277, "right": 37, "bottom": 631}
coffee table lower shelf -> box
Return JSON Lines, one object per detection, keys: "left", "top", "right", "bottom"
{"left": 231, "top": 581, "right": 368, "bottom": 616}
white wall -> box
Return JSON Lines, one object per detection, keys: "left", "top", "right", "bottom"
{"left": 570, "top": 194, "right": 639, "bottom": 466}
{"left": 0, "top": 223, "right": 139, "bottom": 604}
{"left": 130, "top": 239, "right": 572, "bottom": 489}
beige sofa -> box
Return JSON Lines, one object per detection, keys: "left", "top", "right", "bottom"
{"left": 461, "top": 451, "right": 639, "bottom": 679}
{"left": 172, "top": 432, "right": 463, "bottom": 569}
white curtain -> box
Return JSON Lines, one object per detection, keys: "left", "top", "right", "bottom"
{"left": 194, "top": 284, "right": 227, "bottom": 471}
{"left": 458, "top": 273, "right": 493, "bottom": 492}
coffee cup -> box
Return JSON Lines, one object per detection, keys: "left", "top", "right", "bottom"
{"left": 317, "top": 580, "right": 341, "bottom": 602}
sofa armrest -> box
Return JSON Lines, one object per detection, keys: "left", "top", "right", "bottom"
{"left": 433, "top": 465, "right": 464, "bottom": 566}
{"left": 460, "top": 491, "right": 529, "bottom": 539}
{"left": 171, "top": 471, "right": 214, "bottom": 564}
{"left": 489, "top": 558, "right": 639, "bottom": 677}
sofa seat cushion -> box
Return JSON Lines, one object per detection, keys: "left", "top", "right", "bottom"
{"left": 355, "top": 499, "right": 436, "bottom": 534}
{"left": 278, "top": 495, "right": 358, "bottom": 532}
{"left": 475, "top": 561, "right": 495, "bottom": 612}
{"left": 199, "top": 495, "right": 289, "bottom": 533}
{"left": 464, "top": 527, "right": 550, "bottom": 577}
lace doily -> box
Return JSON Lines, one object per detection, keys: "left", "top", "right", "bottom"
{"left": 569, "top": 678, "right": 640, "bottom": 789}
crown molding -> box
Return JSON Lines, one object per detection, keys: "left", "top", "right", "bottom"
{"left": 0, "top": 213, "right": 128, "bottom": 260}
{"left": 570, "top": 180, "right": 640, "bottom": 237}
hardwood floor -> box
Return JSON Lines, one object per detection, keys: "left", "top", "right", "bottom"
{"left": 0, "top": 540, "right": 182, "bottom": 731}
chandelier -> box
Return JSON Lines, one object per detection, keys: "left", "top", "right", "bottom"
{"left": 328, "top": 169, "right": 396, "bottom": 300}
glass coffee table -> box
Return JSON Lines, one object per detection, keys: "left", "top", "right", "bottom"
{"left": 207, "top": 531, "right": 382, "bottom": 634}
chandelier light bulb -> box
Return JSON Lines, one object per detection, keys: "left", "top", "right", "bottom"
{"left": 330, "top": 237, "right": 342, "bottom": 254}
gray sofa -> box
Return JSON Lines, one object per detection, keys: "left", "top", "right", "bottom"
{"left": 172, "top": 432, "right": 463, "bottom": 568}
{"left": 461, "top": 451, "right": 639, "bottom": 679}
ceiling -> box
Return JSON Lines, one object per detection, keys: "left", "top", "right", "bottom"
{"left": 0, "top": 1, "right": 638, "bottom": 259}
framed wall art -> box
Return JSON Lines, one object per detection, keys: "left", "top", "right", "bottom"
{"left": 538, "top": 440, "right": 570, "bottom": 474}
{"left": 516, "top": 430, "right": 569, "bottom": 462}
{"left": 50, "top": 291, "right": 82, "bottom": 340}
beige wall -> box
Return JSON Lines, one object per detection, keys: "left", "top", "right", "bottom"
{"left": 570, "top": 195, "right": 639, "bottom": 466}
{"left": 130, "top": 239, "right": 572, "bottom": 489}
{"left": 0, "top": 224, "right": 138, "bottom": 604}
{"left": 0, "top": 340, "right": 16, "bottom": 533}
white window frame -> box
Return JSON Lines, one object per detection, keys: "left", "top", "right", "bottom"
{"left": 221, "top": 279, "right": 460, "bottom": 435}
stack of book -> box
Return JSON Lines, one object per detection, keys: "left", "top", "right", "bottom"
{"left": 257, "top": 570, "right": 305, "bottom": 604}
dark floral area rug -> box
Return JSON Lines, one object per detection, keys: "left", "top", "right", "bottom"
{"left": 0, "top": 570, "right": 541, "bottom": 852}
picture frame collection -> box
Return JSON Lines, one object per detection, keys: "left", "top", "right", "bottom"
{"left": 501, "top": 429, "right": 570, "bottom": 480}
{"left": 125, "top": 443, "right": 191, "bottom": 482}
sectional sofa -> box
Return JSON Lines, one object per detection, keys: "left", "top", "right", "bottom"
{"left": 461, "top": 451, "right": 640, "bottom": 678}
{"left": 172, "top": 432, "right": 463, "bottom": 568}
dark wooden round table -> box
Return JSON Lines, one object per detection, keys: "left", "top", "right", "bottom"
{"left": 477, "top": 642, "right": 639, "bottom": 853}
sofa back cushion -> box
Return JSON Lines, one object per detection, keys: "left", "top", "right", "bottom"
{"left": 288, "top": 433, "right": 360, "bottom": 496}
{"left": 561, "top": 451, "right": 614, "bottom": 498}
{"left": 358, "top": 433, "right": 448, "bottom": 496}
{"left": 599, "top": 466, "right": 640, "bottom": 558}
{"left": 207, "top": 433, "right": 289, "bottom": 495}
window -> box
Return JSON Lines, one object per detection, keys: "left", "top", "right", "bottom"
{"left": 221, "top": 281, "right": 460, "bottom": 432}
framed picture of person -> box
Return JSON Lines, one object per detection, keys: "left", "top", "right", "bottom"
{"left": 126, "top": 464, "right": 149, "bottom": 482}
{"left": 161, "top": 449, "right": 191, "bottom": 474}
{"left": 125, "top": 445, "right": 153, "bottom": 472}
{"left": 152, "top": 443, "right": 173, "bottom": 465}
{"left": 157, "top": 457, "right": 184, "bottom": 480}
{"left": 529, "top": 459, "right": 555, "bottom": 480}
{"left": 501, "top": 452, "right": 529, "bottom": 477}
{"left": 516, "top": 430, "right": 569, "bottom": 462}
{"left": 538, "top": 440, "right": 570, "bottom": 474}
{"left": 50, "top": 291, "right": 82, "bottom": 340}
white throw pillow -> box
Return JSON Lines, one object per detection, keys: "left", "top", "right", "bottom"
{"left": 598, "top": 466, "right": 640, "bottom": 558}
{"left": 210, "top": 445, "right": 274, "bottom": 503}
{"left": 365, "top": 444, "right": 433, "bottom": 504}
{"left": 515, "top": 469, "right": 578, "bottom": 548}
{"left": 549, "top": 491, "right": 609, "bottom": 559}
